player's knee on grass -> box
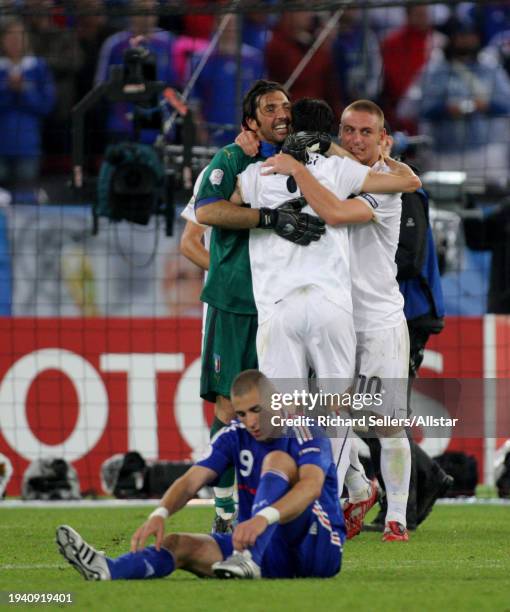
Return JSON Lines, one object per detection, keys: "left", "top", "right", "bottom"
{"left": 261, "top": 450, "right": 298, "bottom": 484}
{"left": 162, "top": 533, "right": 223, "bottom": 577}
{"left": 215, "top": 395, "right": 235, "bottom": 424}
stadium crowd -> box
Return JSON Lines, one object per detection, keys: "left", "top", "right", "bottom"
{"left": 1, "top": 1, "right": 510, "bottom": 189}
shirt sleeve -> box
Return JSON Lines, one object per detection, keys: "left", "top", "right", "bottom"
{"left": 292, "top": 435, "right": 332, "bottom": 474}
{"left": 355, "top": 192, "right": 401, "bottom": 223}
{"left": 195, "top": 147, "right": 240, "bottom": 207}
{"left": 328, "top": 156, "right": 371, "bottom": 196}
{"left": 181, "top": 167, "right": 208, "bottom": 223}
{"left": 180, "top": 200, "right": 197, "bottom": 223}
{"left": 239, "top": 163, "right": 261, "bottom": 208}
{"left": 195, "top": 427, "right": 235, "bottom": 482}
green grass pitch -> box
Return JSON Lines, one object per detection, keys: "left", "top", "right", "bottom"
{"left": 0, "top": 505, "right": 508, "bottom": 612}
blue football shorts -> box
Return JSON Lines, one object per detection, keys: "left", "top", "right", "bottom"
{"left": 212, "top": 501, "right": 343, "bottom": 579}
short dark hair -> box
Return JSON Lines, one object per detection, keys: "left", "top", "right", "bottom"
{"left": 291, "top": 98, "right": 334, "bottom": 133}
{"left": 241, "top": 80, "right": 290, "bottom": 129}
{"left": 231, "top": 369, "right": 277, "bottom": 407}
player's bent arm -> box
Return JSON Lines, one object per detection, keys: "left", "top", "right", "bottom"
{"left": 362, "top": 168, "right": 421, "bottom": 194}
{"left": 180, "top": 221, "right": 209, "bottom": 271}
{"left": 130, "top": 465, "right": 217, "bottom": 551}
{"left": 272, "top": 464, "right": 325, "bottom": 524}
{"left": 159, "top": 465, "right": 217, "bottom": 516}
{"left": 195, "top": 199, "right": 260, "bottom": 229}
{"left": 232, "top": 464, "right": 325, "bottom": 551}
{"left": 290, "top": 163, "right": 374, "bottom": 225}
{"left": 235, "top": 129, "right": 260, "bottom": 157}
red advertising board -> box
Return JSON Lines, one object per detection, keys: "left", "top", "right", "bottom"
{"left": 0, "top": 316, "right": 506, "bottom": 495}
{"left": 419, "top": 317, "right": 484, "bottom": 477}
{"left": 0, "top": 318, "right": 209, "bottom": 495}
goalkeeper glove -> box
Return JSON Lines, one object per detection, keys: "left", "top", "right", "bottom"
{"left": 258, "top": 206, "right": 325, "bottom": 246}
{"left": 282, "top": 131, "right": 332, "bottom": 163}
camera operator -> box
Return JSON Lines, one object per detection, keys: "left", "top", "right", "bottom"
{"left": 94, "top": 0, "right": 178, "bottom": 143}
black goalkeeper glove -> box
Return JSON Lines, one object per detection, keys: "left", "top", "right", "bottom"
{"left": 282, "top": 131, "right": 332, "bottom": 163}
{"left": 276, "top": 195, "right": 307, "bottom": 212}
{"left": 257, "top": 204, "right": 325, "bottom": 246}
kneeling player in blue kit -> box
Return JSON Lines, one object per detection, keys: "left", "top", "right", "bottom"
{"left": 56, "top": 370, "right": 344, "bottom": 580}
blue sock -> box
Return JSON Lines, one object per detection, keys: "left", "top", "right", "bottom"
{"left": 249, "top": 469, "right": 290, "bottom": 566}
{"left": 106, "top": 546, "right": 175, "bottom": 580}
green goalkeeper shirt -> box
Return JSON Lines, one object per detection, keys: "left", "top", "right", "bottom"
{"left": 195, "top": 144, "right": 264, "bottom": 315}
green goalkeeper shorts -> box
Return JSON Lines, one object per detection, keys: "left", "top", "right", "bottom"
{"left": 200, "top": 306, "right": 258, "bottom": 402}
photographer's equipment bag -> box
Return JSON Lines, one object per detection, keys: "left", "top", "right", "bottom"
{"left": 101, "top": 452, "right": 191, "bottom": 498}
{"left": 21, "top": 457, "right": 81, "bottom": 500}
{"left": 96, "top": 142, "right": 166, "bottom": 227}
{"left": 434, "top": 451, "right": 478, "bottom": 497}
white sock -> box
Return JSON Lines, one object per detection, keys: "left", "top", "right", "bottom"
{"left": 213, "top": 486, "right": 235, "bottom": 519}
{"left": 380, "top": 433, "right": 411, "bottom": 527}
{"left": 345, "top": 439, "right": 372, "bottom": 502}
{"left": 330, "top": 425, "right": 351, "bottom": 495}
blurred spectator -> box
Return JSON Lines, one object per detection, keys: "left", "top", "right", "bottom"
{"left": 484, "top": 2, "right": 510, "bottom": 77}
{"left": 467, "top": 2, "right": 510, "bottom": 45}
{"left": 95, "top": 0, "right": 178, "bottom": 143}
{"left": 180, "top": 2, "right": 273, "bottom": 52}
{"left": 242, "top": 11, "right": 274, "bottom": 53}
{"left": 103, "top": 0, "right": 130, "bottom": 31}
{"left": 182, "top": 0, "right": 215, "bottom": 40}
{"left": 24, "top": 0, "right": 83, "bottom": 156}
{"left": 188, "top": 14, "right": 264, "bottom": 146}
{"left": 381, "top": 5, "right": 446, "bottom": 130}
{"left": 485, "top": 28, "right": 510, "bottom": 77}
{"left": 369, "top": 4, "right": 451, "bottom": 39}
{"left": 0, "top": 17, "right": 55, "bottom": 188}
{"left": 332, "top": 8, "right": 382, "bottom": 107}
{"left": 265, "top": 11, "right": 340, "bottom": 117}
{"left": 156, "top": 0, "right": 185, "bottom": 36}
{"left": 398, "top": 19, "right": 510, "bottom": 186}
{"left": 174, "top": 9, "right": 272, "bottom": 89}
{"left": 73, "top": 6, "right": 116, "bottom": 159}
{"left": 74, "top": 8, "right": 115, "bottom": 102}
{"left": 173, "top": 35, "right": 208, "bottom": 88}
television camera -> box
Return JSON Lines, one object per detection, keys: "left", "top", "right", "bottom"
{"left": 71, "top": 44, "right": 216, "bottom": 236}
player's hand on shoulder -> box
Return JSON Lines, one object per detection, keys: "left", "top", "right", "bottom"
{"left": 235, "top": 129, "right": 260, "bottom": 157}
{"left": 130, "top": 516, "right": 165, "bottom": 552}
{"left": 233, "top": 515, "right": 269, "bottom": 551}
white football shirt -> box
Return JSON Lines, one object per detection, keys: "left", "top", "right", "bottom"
{"left": 240, "top": 154, "right": 370, "bottom": 324}
{"left": 180, "top": 167, "right": 210, "bottom": 335}
{"left": 349, "top": 160, "right": 405, "bottom": 332}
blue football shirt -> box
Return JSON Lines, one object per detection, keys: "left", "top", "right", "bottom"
{"left": 196, "top": 421, "right": 343, "bottom": 532}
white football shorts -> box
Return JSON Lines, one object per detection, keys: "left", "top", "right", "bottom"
{"left": 256, "top": 286, "right": 355, "bottom": 394}
{"left": 353, "top": 319, "right": 410, "bottom": 418}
